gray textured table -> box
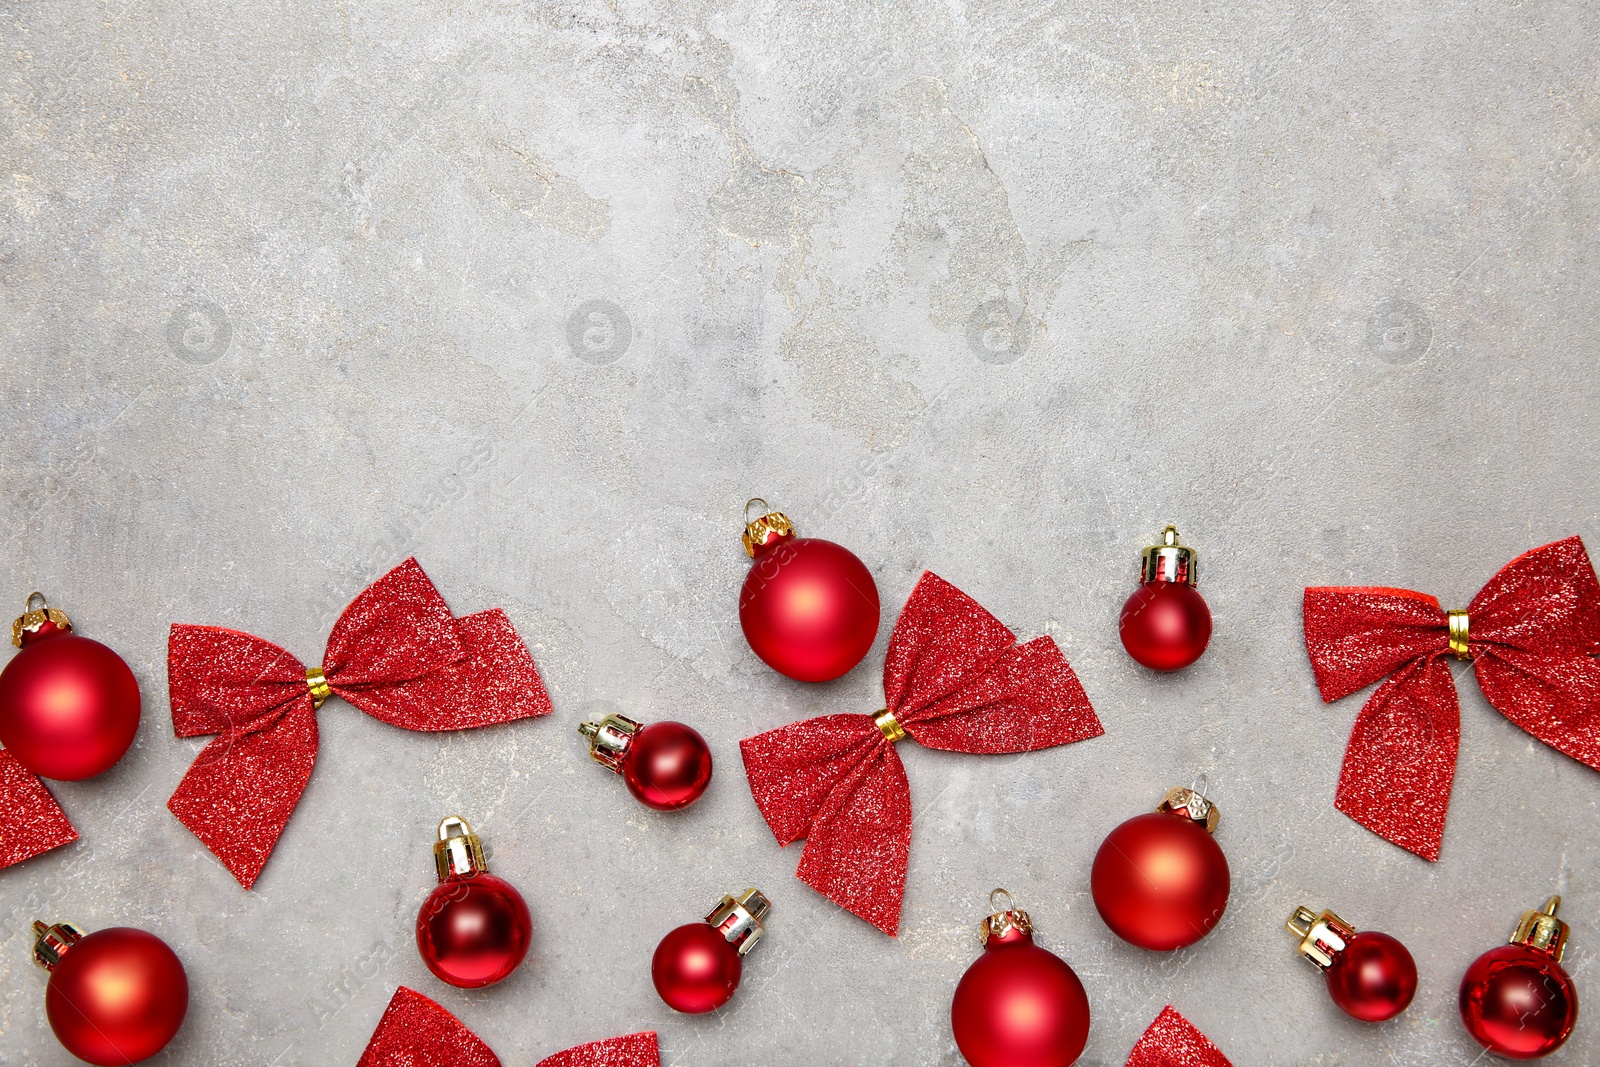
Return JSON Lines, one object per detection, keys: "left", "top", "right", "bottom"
{"left": 3, "top": 1, "right": 1599, "bottom": 1064}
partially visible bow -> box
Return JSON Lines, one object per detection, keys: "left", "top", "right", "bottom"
{"left": 0, "top": 749, "right": 77, "bottom": 869}
{"left": 1303, "top": 536, "right": 1600, "bottom": 859}
{"left": 167, "top": 559, "right": 551, "bottom": 888}
{"left": 741, "top": 572, "right": 1103, "bottom": 935}
{"left": 356, "top": 986, "right": 659, "bottom": 1067}
{"left": 1125, "top": 1006, "right": 1232, "bottom": 1067}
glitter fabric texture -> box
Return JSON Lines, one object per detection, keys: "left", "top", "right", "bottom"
{"left": 355, "top": 986, "right": 661, "bottom": 1067}
{"left": 0, "top": 747, "right": 78, "bottom": 869}
{"left": 1303, "top": 536, "right": 1600, "bottom": 860}
{"left": 167, "top": 559, "right": 552, "bottom": 889}
{"left": 740, "top": 571, "right": 1103, "bottom": 935}
{"left": 1124, "top": 1006, "right": 1232, "bottom": 1067}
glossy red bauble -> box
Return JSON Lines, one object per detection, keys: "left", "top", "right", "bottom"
{"left": 738, "top": 504, "right": 879, "bottom": 683}
{"left": 0, "top": 600, "right": 140, "bottom": 780}
{"left": 34, "top": 923, "right": 188, "bottom": 1066}
{"left": 1119, "top": 526, "right": 1211, "bottom": 671}
{"left": 653, "top": 889, "right": 769, "bottom": 1014}
{"left": 952, "top": 894, "right": 1089, "bottom": 1067}
{"left": 1326, "top": 931, "right": 1417, "bottom": 1022}
{"left": 1092, "top": 790, "right": 1229, "bottom": 951}
{"left": 581, "top": 713, "right": 712, "bottom": 811}
{"left": 1459, "top": 897, "right": 1578, "bottom": 1060}
{"left": 416, "top": 817, "right": 532, "bottom": 989}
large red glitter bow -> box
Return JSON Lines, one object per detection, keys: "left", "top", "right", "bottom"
{"left": 0, "top": 749, "right": 78, "bottom": 869}
{"left": 1304, "top": 536, "right": 1600, "bottom": 860}
{"left": 167, "top": 559, "right": 551, "bottom": 888}
{"left": 1125, "top": 1006, "right": 1232, "bottom": 1067}
{"left": 740, "top": 572, "right": 1102, "bottom": 935}
{"left": 357, "top": 986, "right": 660, "bottom": 1067}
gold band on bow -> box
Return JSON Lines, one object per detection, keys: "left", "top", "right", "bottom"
{"left": 1447, "top": 610, "right": 1471, "bottom": 660}
{"left": 306, "top": 667, "right": 332, "bottom": 708}
{"left": 874, "top": 708, "right": 907, "bottom": 744}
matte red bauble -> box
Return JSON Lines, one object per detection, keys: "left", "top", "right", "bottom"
{"left": 416, "top": 817, "right": 532, "bottom": 989}
{"left": 738, "top": 500, "right": 880, "bottom": 682}
{"left": 652, "top": 889, "right": 769, "bottom": 1014}
{"left": 1119, "top": 527, "right": 1212, "bottom": 671}
{"left": 1460, "top": 897, "right": 1578, "bottom": 1059}
{"left": 580, "top": 712, "right": 712, "bottom": 811}
{"left": 1287, "top": 905, "right": 1417, "bottom": 1022}
{"left": 951, "top": 891, "right": 1090, "bottom": 1067}
{"left": 1091, "top": 786, "right": 1230, "bottom": 951}
{"left": 0, "top": 594, "right": 140, "bottom": 780}
{"left": 32, "top": 920, "right": 189, "bottom": 1066}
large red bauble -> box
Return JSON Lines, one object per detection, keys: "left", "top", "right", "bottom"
{"left": 1119, "top": 582, "right": 1212, "bottom": 672}
{"left": 46, "top": 927, "right": 189, "bottom": 1066}
{"left": 1326, "top": 931, "right": 1417, "bottom": 1022}
{"left": 952, "top": 926, "right": 1090, "bottom": 1067}
{"left": 0, "top": 631, "right": 140, "bottom": 780}
{"left": 416, "top": 873, "right": 533, "bottom": 988}
{"left": 1459, "top": 944, "right": 1577, "bottom": 1059}
{"left": 622, "top": 720, "right": 713, "bottom": 811}
{"left": 652, "top": 921, "right": 742, "bottom": 1014}
{"left": 740, "top": 536, "right": 879, "bottom": 682}
{"left": 1092, "top": 811, "right": 1229, "bottom": 950}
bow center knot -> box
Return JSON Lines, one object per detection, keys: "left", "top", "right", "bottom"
{"left": 306, "top": 666, "right": 332, "bottom": 708}
{"left": 873, "top": 708, "right": 907, "bottom": 744}
{"left": 1447, "top": 609, "right": 1471, "bottom": 660}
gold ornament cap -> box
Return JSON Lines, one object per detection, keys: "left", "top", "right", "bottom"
{"left": 1158, "top": 780, "right": 1220, "bottom": 834}
{"left": 31, "top": 920, "right": 84, "bottom": 971}
{"left": 579, "top": 713, "right": 641, "bottom": 774}
{"left": 979, "top": 889, "right": 1035, "bottom": 946}
{"left": 12, "top": 592, "right": 73, "bottom": 648}
{"left": 707, "top": 888, "right": 771, "bottom": 956}
{"left": 433, "top": 816, "right": 488, "bottom": 882}
{"left": 1140, "top": 526, "right": 1197, "bottom": 586}
{"left": 1286, "top": 905, "right": 1356, "bottom": 971}
{"left": 742, "top": 498, "right": 796, "bottom": 558}
{"left": 1510, "top": 896, "right": 1569, "bottom": 962}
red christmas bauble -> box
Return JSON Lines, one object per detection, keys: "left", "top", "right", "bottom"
{"left": 0, "top": 607, "right": 140, "bottom": 780}
{"left": 1326, "top": 931, "right": 1417, "bottom": 1022}
{"left": 952, "top": 896, "right": 1090, "bottom": 1067}
{"left": 738, "top": 506, "right": 879, "bottom": 683}
{"left": 416, "top": 817, "right": 531, "bottom": 989}
{"left": 1460, "top": 944, "right": 1577, "bottom": 1059}
{"left": 653, "top": 921, "right": 742, "bottom": 1014}
{"left": 1091, "top": 792, "right": 1229, "bottom": 951}
{"left": 1119, "top": 526, "right": 1211, "bottom": 671}
{"left": 623, "top": 720, "right": 713, "bottom": 811}
{"left": 39, "top": 925, "right": 188, "bottom": 1066}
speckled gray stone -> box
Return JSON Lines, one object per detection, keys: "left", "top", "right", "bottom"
{"left": 2, "top": 1, "right": 1599, "bottom": 1064}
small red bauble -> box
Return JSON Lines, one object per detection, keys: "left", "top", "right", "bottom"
{"left": 1119, "top": 526, "right": 1212, "bottom": 671}
{"left": 1287, "top": 905, "right": 1417, "bottom": 1022}
{"left": 652, "top": 888, "right": 770, "bottom": 1014}
{"left": 951, "top": 891, "right": 1090, "bottom": 1067}
{"left": 416, "top": 816, "right": 532, "bottom": 989}
{"left": 738, "top": 500, "right": 880, "bottom": 683}
{"left": 1091, "top": 785, "right": 1230, "bottom": 951}
{"left": 32, "top": 920, "right": 189, "bottom": 1066}
{"left": 1460, "top": 896, "right": 1578, "bottom": 1059}
{"left": 580, "top": 712, "right": 712, "bottom": 810}
{"left": 0, "top": 594, "right": 140, "bottom": 780}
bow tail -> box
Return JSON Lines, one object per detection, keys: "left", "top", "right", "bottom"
{"left": 357, "top": 987, "right": 502, "bottom": 1067}
{"left": 794, "top": 744, "right": 912, "bottom": 936}
{"left": 1476, "top": 648, "right": 1600, "bottom": 771}
{"left": 1125, "top": 1006, "right": 1232, "bottom": 1067}
{"left": 0, "top": 749, "right": 78, "bottom": 870}
{"left": 535, "top": 1032, "right": 661, "bottom": 1067}
{"left": 167, "top": 701, "right": 318, "bottom": 889}
{"left": 1334, "top": 656, "right": 1461, "bottom": 860}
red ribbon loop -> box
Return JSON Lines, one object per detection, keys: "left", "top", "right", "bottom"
{"left": 1125, "top": 1006, "right": 1232, "bottom": 1067}
{"left": 167, "top": 559, "right": 551, "bottom": 889}
{"left": 357, "top": 986, "right": 660, "bottom": 1067}
{"left": 0, "top": 748, "right": 78, "bottom": 869}
{"left": 1303, "top": 536, "right": 1600, "bottom": 860}
{"left": 740, "top": 572, "right": 1103, "bottom": 935}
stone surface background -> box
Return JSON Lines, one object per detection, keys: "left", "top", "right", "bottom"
{"left": 3, "top": 1, "right": 1599, "bottom": 1064}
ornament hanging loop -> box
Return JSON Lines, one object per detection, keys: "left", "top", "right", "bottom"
{"left": 744, "top": 498, "right": 769, "bottom": 525}
{"left": 12, "top": 593, "right": 71, "bottom": 647}
{"left": 990, "top": 888, "right": 1016, "bottom": 913}
{"left": 26, "top": 591, "right": 47, "bottom": 613}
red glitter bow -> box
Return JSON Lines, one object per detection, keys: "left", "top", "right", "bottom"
{"left": 357, "top": 986, "right": 660, "bottom": 1067}
{"left": 167, "top": 559, "right": 551, "bottom": 888}
{"left": 1304, "top": 536, "right": 1600, "bottom": 860}
{"left": 1125, "top": 1006, "right": 1232, "bottom": 1067}
{"left": 740, "top": 572, "right": 1102, "bottom": 935}
{"left": 0, "top": 749, "right": 78, "bottom": 869}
